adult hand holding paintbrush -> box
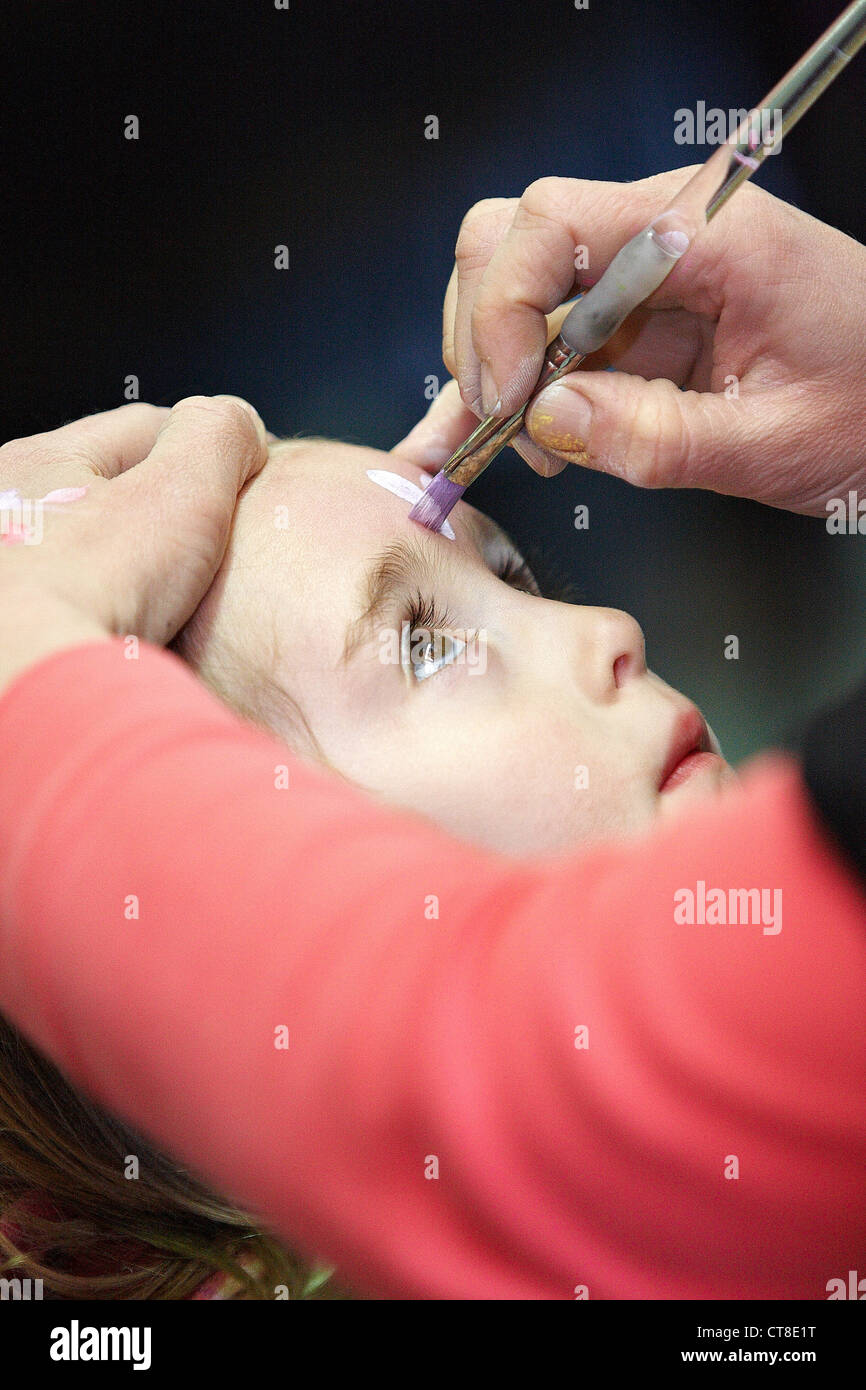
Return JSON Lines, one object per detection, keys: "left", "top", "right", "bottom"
{"left": 396, "top": 164, "right": 866, "bottom": 516}
{"left": 396, "top": 0, "right": 866, "bottom": 520}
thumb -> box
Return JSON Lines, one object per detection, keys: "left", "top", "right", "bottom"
{"left": 525, "top": 369, "right": 770, "bottom": 495}
{"left": 111, "top": 394, "right": 268, "bottom": 641}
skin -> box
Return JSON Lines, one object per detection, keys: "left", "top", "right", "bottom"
{"left": 182, "top": 438, "right": 735, "bottom": 857}
{"left": 0, "top": 398, "right": 268, "bottom": 695}
{"left": 2, "top": 170, "right": 862, "bottom": 847}
{"left": 4, "top": 171, "right": 861, "bottom": 851}
{"left": 399, "top": 169, "right": 866, "bottom": 515}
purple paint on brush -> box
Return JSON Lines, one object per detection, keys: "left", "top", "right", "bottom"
{"left": 407, "top": 470, "right": 465, "bottom": 534}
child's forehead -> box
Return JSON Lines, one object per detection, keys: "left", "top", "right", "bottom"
{"left": 255, "top": 439, "right": 479, "bottom": 552}
{"left": 265, "top": 439, "right": 428, "bottom": 492}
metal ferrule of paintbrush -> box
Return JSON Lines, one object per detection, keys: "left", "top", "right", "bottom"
{"left": 440, "top": 336, "right": 586, "bottom": 487}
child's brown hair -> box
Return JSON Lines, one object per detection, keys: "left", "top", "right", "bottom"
{"left": 0, "top": 1016, "right": 348, "bottom": 1299}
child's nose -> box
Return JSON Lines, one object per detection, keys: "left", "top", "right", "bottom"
{"left": 589, "top": 608, "right": 647, "bottom": 697}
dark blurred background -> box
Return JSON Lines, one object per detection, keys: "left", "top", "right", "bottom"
{"left": 2, "top": 0, "right": 864, "bottom": 762}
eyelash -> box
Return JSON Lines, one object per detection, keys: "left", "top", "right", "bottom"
{"left": 493, "top": 551, "right": 540, "bottom": 595}
{"left": 402, "top": 551, "right": 538, "bottom": 665}
{"left": 405, "top": 589, "right": 454, "bottom": 638}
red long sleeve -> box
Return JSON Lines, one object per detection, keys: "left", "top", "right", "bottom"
{"left": 0, "top": 639, "right": 863, "bottom": 1299}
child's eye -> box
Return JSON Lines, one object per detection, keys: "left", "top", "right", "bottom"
{"left": 408, "top": 629, "right": 467, "bottom": 682}
{"left": 493, "top": 550, "right": 540, "bottom": 595}
{"left": 402, "top": 592, "right": 465, "bottom": 683}
{"left": 398, "top": 546, "right": 535, "bottom": 685}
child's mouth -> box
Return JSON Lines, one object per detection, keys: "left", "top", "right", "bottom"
{"left": 658, "top": 708, "right": 723, "bottom": 793}
{"left": 660, "top": 749, "right": 724, "bottom": 793}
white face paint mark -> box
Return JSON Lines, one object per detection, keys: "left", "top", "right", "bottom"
{"left": 365, "top": 469, "right": 456, "bottom": 540}
{"left": 41, "top": 486, "right": 89, "bottom": 505}
{"left": 0, "top": 486, "right": 89, "bottom": 507}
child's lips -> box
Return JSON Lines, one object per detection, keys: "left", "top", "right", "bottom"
{"left": 659, "top": 748, "right": 725, "bottom": 793}
{"left": 658, "top": 707, "right": 722, "bottom": 793}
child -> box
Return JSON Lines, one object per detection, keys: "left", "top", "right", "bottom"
{"left": 172, "top": 436, "right": 733, "bottom": 855}
{"left": 0, "top": 434, "right": 733, "bottom": 1299}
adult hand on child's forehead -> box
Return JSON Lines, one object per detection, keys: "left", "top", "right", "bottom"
{"left": 0, "top": 396, "right": 269, "bottom": 693}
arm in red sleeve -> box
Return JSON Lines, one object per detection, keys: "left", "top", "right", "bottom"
{"left": 0, "top": 639, "right": 863, "bottom": 1299}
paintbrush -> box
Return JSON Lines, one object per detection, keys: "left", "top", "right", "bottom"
{"left": 409, "top": 0, "right": 866, "bottom": 536}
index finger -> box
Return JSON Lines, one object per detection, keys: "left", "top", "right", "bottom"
{"left": 22, "top": 403, "right": 172, "bottom": 478}
{"left": 449, "top": 197, "right": 519, "bottom": 414}
{"left": 0, "top": 402, "right": 173, "bottom": 499}
{"left": 470, "top": 165, "right": 731, "bottom": 417}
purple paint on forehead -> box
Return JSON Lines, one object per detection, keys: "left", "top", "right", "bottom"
{"left": 365, "top": 469, "right": 456, "bottom": 539}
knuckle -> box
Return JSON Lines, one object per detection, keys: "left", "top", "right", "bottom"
{"left": 212, "top": 398, "right": 257, "bottom": 437}
{"left": 722, "top": 180, "right": 793, "bottom": 261}
{"left": 639, "top": 163, "right": 704, "bottom": 195}
{"left": 519, "top": 176, "right": 579, "bottom": 227}
{"left": 457, "top": 196, "right": 508, "bottom": 234}
{"left": 0, "top": 438, "right": 25, "bottom": 467}
{"left": 454, "top": 229, "right": 484, "bottom": 274}
{"left": 174, "top": 393, "right": 232, "bottom": 418}
{"left": 172, "top": 393, "right": 221, "bottom": 421}
{"left": 65, "top": 439, "right": 104, "bottom": 470}
{"left": 455, "top": 198, "right": 505, "bottom": 266}
{"left": 730, "top": 177, "right": 772, "bottom": 234}
{"left": 173, "top": 395, "right": 259, "bottom": 447}
{"left": 0, "top": 436, "right": 53, "bottom": 475}
{"left": 115, "top": 401, "right": 168, "bottom": 424}
{"left": 758, "top": 189, "right": 801, "bottom": 261}
{"left": 521, "top": 175, "right": 560, "bottom": 208}
{"left": 620, "top": 381, "right": 689, "bottom": 490}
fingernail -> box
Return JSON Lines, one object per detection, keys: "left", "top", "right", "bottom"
{"left": 479, "top": 363, "right": 501, "bottom": 416}
{"left": 511, "top": 430, "right": 567, "bottom": 479}
{"left": 654, "top": 228, "right": 690, "bottom": 256}
{"left": 526, "top": 382, "right": 592, "bottom": 462}
{"left": 648, "top": 210, "right": 694, "bottom": 259}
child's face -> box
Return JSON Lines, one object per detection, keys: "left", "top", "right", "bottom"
{"left": 188, "top": 439, "right": 734, "bottom": 855}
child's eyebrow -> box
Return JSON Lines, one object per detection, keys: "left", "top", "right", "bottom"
{"left": 341, "top": 535, "right": 447, "bottom": 667}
